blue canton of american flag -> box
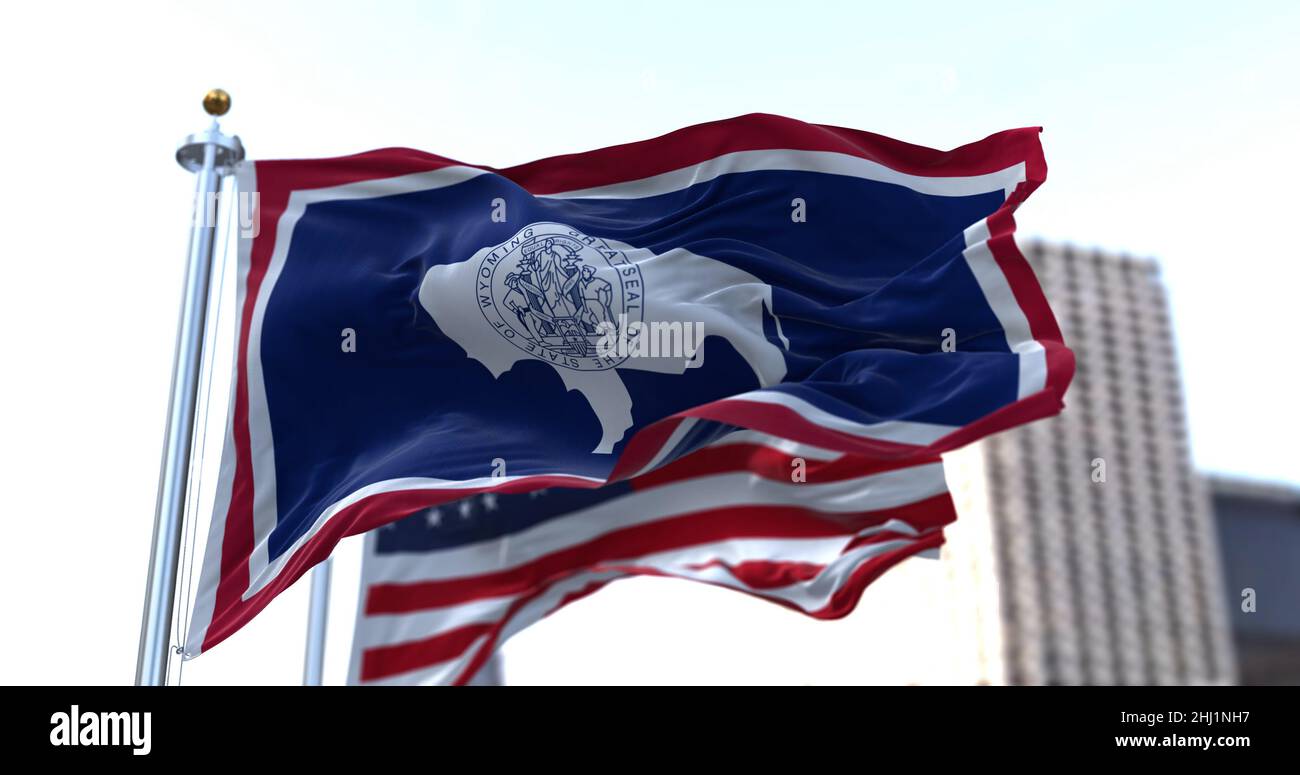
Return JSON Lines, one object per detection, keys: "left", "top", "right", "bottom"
{"left": 185, "top": 113, "right": 1073, "bottom": 661}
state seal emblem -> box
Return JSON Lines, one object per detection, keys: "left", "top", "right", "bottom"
{"left": 476, "top": 223, "right": 644, "bottom": 371}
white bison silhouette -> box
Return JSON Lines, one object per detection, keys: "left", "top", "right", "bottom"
{"left": 419, "top": 224, "right": 788, "bottom": 453}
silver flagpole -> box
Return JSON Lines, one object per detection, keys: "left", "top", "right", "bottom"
{"left": 302, "top": 558, "right": 333, "bottom": 685}
{"left": 136, "top": 90, "right": 244, "bottom": 686}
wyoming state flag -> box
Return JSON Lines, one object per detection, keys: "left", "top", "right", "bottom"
{"left": 185, "top": 113, "right": 1073, "bottom": 657}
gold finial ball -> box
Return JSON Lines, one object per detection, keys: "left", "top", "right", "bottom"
{"left": 203, "top": 89, "right": 231, "bottom": 116}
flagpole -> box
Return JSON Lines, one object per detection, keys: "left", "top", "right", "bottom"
{"left": 302, "top": 558, "right": 333, "bottom": 685}
{"left": 136, "top": 90, "right": 244, "bottom": 686}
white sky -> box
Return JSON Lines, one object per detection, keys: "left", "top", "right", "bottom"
{"left": 0, "top": 0, "right": 1296, "bottom": 686}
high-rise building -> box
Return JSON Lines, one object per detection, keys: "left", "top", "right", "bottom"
{"left": 918, "top": 241, "right": 1236, "bottom": 685}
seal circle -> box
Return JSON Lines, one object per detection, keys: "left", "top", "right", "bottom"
{"left": 476, "top": 222, "right": 644, "bottom": 371}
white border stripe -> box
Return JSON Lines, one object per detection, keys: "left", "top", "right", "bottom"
{"left": 541, "top": 149, "right": 1025, "bottom": 200}
{"left": 718, "top": 390, "right": 958, "bottom": 446}
{"left": 960, "top": 221, "right": 1047, "bottom": 399}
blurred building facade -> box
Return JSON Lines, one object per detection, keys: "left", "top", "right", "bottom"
{"left": 929, "top": 241, "right": 1236, "bottom": 685}
{"left": 1210, "top": 475, "right": 1300, "bottom": 685}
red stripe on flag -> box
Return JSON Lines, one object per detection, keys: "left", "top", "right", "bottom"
{"left": 681, "top": 558, "right": 823, "bottom": 590}
{"left": 360, "top": 622, "right": 495, "bottom": 683}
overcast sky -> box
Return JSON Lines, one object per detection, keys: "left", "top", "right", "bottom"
{"left": 1, "top": 0, "right": 1295, "bottom": 686}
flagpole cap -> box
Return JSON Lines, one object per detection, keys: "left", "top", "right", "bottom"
{"left": 176, "top": 89, "right": 244, "bottom": 175}
{"left": 203, "top": 89, "right": 232, "bottom": 117}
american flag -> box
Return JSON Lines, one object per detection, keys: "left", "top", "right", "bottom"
{"left": 349, "top": 430, "right": 954, "bottom": 685}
